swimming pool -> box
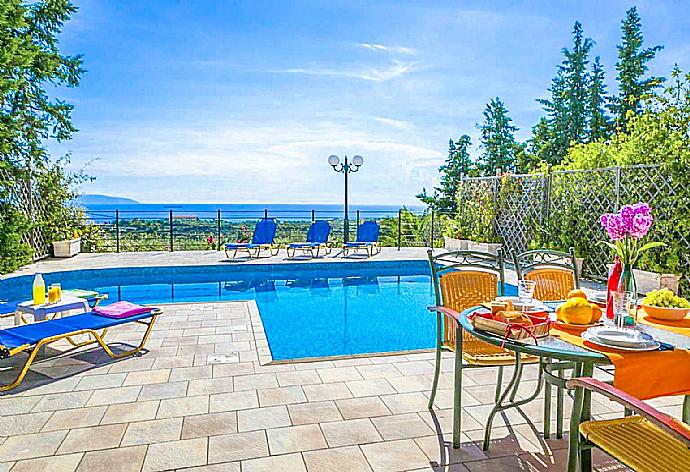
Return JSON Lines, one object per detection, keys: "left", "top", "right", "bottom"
{"left": 0, "top": 261, "right": 517, "bottom": 360}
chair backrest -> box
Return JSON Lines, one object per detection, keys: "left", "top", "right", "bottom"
{"left": 427, "top": 249, "right": 505, "bottom": 312}
{"left": 512, "top": 248, "right": 580, "bottom": 301}
{"left": 251, "top": 218, "right": 278, "bottom": 244}
{"left": 356, "top": 221, "right": 380, "bottom": 243}
{"left": 306, "top": 220, "right": 331, "bottom": 243}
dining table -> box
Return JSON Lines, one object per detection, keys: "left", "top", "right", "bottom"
{"left": 453, "top": 303, "right": 690, "bottom": 472}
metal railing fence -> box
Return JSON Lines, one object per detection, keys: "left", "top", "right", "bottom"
{"left": 79, "top": 208, "right": 439, "bottom": 253}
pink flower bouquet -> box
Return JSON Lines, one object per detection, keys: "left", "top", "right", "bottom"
{"left": 600, "top": 203, "right": 664, "bottom": 265}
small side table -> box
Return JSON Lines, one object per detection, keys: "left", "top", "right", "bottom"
{"left": 15, "top": 296, "right": 90, "bottom": 326}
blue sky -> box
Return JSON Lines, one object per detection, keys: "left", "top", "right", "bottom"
{"left": 53, "top": 0, "right": 690, "bottom": 204}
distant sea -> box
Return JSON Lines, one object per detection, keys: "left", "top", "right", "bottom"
{"left": 82, "top": 203, "right": 424, "bottom": 222}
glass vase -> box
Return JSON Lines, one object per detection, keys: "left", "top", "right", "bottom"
{"left": 616, "top": 263, "right": 637, "bottom": 326}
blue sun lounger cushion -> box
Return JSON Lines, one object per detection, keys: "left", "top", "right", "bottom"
{"left": 0, "top": 308, "right": 160, "bottom": 392}
{"left": 287, "top": 220, "right": 332, "bottom": 257}
{"left": 225, "top": 218, "right": 280, "bottom": 258}
{"left": 342, "top": 221, "right": 381, "bottom": 257}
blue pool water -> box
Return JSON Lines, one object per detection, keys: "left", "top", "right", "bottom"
{"left": 0, "top": 261, "right": 516, "bottom": 360}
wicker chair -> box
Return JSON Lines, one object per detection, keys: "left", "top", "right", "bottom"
{"left": 427, "top": 249, "right": 542, "bottom": 450}
{"left": 513, "top": 247, "right": 581, "bottom": 439}
{"left": 567, "top": 377, "right": 690, "bottom": 472}
{"left": 512, "top": 247, "right": 580, "bottom": 302}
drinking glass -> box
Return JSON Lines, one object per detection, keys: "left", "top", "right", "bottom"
{"left": 612, "top": 291, "right": 633, "bottom": 329}
{"left": 54, "top": 283, "right": 62, "bottom": 302}
{"left": 517, "top": 280, "right": 537, "bottom": 305}
{"left": 48, "top": 285, "right": 58, "bottom": 304}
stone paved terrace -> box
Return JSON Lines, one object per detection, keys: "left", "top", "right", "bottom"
{"left": 0, "top": 250, "right": 644, "bottom": 471}
{"left": 3, "top": 299, "right": 681, "bottom": 472}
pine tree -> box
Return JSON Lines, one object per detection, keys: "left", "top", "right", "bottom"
{"left": 477, "top": 97, "right": 519, "bottom": 175}
{"left": 453, "top": 135, "right": 473, "bottom": 176}
{"left": 416, "top": 135, "right": 473, "bottom": 213}
{"left": 563, "top": 21, "right": 593, "bottom": 143}
{"left": 589, "top": 56, "right": 610, "bottom": 140}
{"left": 534, "top": 21, "right": 594, "bottom": 163}
{"left": 610, "top": 6, "right": 664, "bottom": 130}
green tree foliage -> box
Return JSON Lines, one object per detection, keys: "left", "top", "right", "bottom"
{"left": 477, "top": 97, "right": 519, "bottom": 175}
{"left": 562, "top": 66, "right": 690, "bottom": 171}
{"left": 588, "top": 56, "right": 610, "bottom": 141}
{"left": 535, "top": 22, "right": 594, "bottom": 163}
{"left": 0, "top": 0, "right": 85, "bottom": 273}
{"left": 609, "top": 6, "right": 664, "bottom": 130}
{"left": 0, "top": 0, "right": 84, "bottom": 167}
{"left": 417, "top": 135, "right": 473, "bottom": 213}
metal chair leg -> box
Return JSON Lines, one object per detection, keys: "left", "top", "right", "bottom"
{"left": 452, "top": 335, "right": 463, "bottom": 449}
{"left": 557, "top": 368, "right": 565, "bottom": 438}
{"left": 428, "top": 313, "right": 443, "bottom": 409}
{"left": 544, "top": 358, "right": 552, "bottom": 439}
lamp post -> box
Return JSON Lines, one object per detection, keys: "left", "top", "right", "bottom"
{"left": 328, "top": 154, "right": 364, "bottom": 243}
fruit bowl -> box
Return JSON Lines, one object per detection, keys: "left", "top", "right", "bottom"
{"left": 641, "top": 304, "right": 690, "bottom": 321}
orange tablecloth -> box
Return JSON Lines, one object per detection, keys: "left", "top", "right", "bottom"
{"left": 638, "top": 308, "right": 690, "bottom": 335}
{"left": 551, "top": 320, "right": 690, "bottom": 400}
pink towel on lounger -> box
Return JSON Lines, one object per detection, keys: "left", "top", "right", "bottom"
{"left": 93, "top": 301, "right": 150, "bottom": 319}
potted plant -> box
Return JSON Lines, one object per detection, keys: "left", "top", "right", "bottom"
{"left": 442, "top": 215, "right": 470, "bottom": 251}
{"left": 52, "top": 229, "right": 81, "bottom": 257}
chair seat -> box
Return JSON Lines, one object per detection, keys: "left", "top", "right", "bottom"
{"left": 580, "top": 416, "right": 690, "bottom": 472}
{"left": 445, "top": 339, "right": 540, "bottom": 366}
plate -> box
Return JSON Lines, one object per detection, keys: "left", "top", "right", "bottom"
{"left": 589, "top": 327, "right": 653, "bottom": 347}
{"left": 581, "top": 329, "right": 660, "bottom": 352}
{"left": 590, "top": 291, "right": 608, "bottom": 304}
{"left": 555, "top": 320, "right": 601, "bottom": 332}
{"left": 495, "top": 296, "right": 549, "bottom": 313}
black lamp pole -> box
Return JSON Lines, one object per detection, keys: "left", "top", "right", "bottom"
{"left": 329, "top": 154, "right": 364, "bottom": 243}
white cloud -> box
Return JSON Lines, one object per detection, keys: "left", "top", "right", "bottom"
{"left": 371, "top": 117, "right": 413, "bottom": 130}
{"left": 279, "top": 59, "right": 419, "bottom": 82}
{"left": 359, "top": 43, "right": 414, "bottom": 54}
{"left": 58, "top": 119, "right": 444, "bottom": 204}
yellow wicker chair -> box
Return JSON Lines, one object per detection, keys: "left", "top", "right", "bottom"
{"left": 513, "top": 247, "right": 581, "bottom": 439}
{"left": 427, "top": 249, "right": 542, "bottom": 450}
{"left": 512, "top": 247, "right": 580, "bottom": 302}
{"left": 567, "top": 377, "right": 690, "bottom": 472}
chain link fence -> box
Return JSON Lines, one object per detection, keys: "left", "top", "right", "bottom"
{"left": 454, "top": 164, "right": 689, "bottom": 288}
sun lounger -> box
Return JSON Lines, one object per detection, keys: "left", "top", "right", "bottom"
{"left": 342, "top": 221, "right": 381, "bottom": 257}
{"left": 225, "top": 218, "right": 280, "bottom": 258}
{"left": 287, "top": 220, "right": 332, "bottom": 258}
{"left": 0, "top": 305, "right": 160, "bottom": 391}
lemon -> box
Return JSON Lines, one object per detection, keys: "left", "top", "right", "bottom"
{"left": 557, "top": 297, "right": 594, "bottom": 325}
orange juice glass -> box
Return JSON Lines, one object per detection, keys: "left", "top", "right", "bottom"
{"left": 48, "top": 285, "right": 57, "bottom": 304}
{"left": 55, "top": 283, "right": 62, "bottom": 301}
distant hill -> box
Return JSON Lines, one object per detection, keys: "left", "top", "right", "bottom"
{"left": 77, "top": 194, "right": 140, "bottom": 205}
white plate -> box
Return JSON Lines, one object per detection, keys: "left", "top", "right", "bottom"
{"left": 581, "top": 329, "right": 660, "bottom": 352}
{"left": 588, "top": 327, "right": 652, "bottom": 347}
{"left": 495, "top": 296, "right": 548, "bottom": 312}
{"left": 590, "top": 291, "right": 608, "bottom": 304}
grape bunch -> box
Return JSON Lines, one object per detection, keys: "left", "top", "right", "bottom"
{"left": 642, "top": 288, "right": 690, "bottom": 308}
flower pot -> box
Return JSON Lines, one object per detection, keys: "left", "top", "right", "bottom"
{"left": 444, "top": 237, "right": 469, "bottom": 251}
{"left": 575, "top": 257, "right": 584, "bottom": 277}
{"left": 468, "top": 241, "right": 502, "bottom": 255}
{"left": 605, "top": 265, "right": 681, "bottom": 295}
{"left": 633, "top": 269, "right": 681, "bottom": 295}
{"left": 52, "top": 238, "right": 81, "bottom": 258}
